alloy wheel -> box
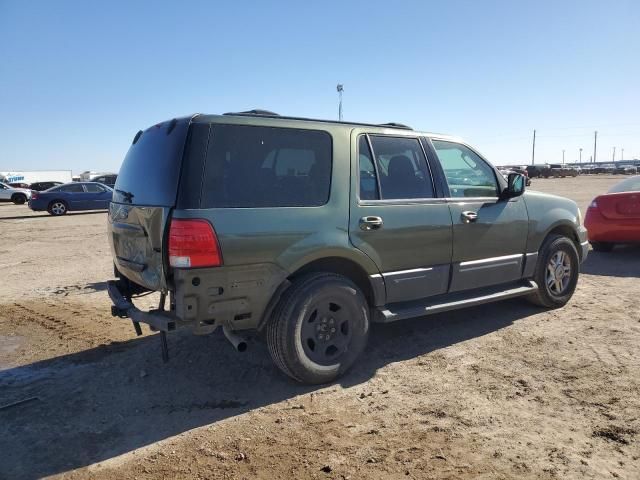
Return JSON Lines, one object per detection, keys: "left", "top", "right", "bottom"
{"left": 545, "top": 250, "right": 571, "bottom": 295}
{"left": 51, "top": 202, "right": 66, "bottom": 215}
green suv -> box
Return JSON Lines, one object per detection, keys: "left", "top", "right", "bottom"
{"left": 107, "top": 110, "right": 588, "bottom": 384}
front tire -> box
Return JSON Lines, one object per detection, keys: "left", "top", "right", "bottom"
{"left": 590, "top": 241, "right": 614, "bottom": 252}
{"left": 266, "top": 273, "right": 369, "bottom": 385}
{"left": 48, "top": 200, "right": 67, "bottom": 216}
{"left": 527, "top": 235, "right": 579, "bottom": 308}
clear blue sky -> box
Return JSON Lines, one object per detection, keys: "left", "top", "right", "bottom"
{"left": 1, "top": 0, "right": 639, "bottom": 173}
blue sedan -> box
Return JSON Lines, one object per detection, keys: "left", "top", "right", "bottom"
{"left": 28, "top": 182, "right": 113, "bottom": 216}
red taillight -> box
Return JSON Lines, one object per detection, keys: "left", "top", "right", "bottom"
{"left": 168, "top": 219, "right": 222, "bottom": 268}
{"left": 31, "top": 191, "right": 39, "bottom": 200}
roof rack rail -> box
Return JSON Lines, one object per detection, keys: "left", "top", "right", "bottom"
{"left": 223, "top": 109, "right": 280, "bottom": 117}
{"left": 378, "top": 122, "right": 412, "bottom": 130}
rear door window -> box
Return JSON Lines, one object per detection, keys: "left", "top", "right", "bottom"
{"left": 358, "top": 136, "right": 379, "bottom": 200}
{"left": 85, "top": 183, "right": 106, "bottom": 193}
{"left": 368, "top": 136, "right": 434, "bottom": 200}
{"left": 201, "top": 125, "right": 332, "bottom": 207}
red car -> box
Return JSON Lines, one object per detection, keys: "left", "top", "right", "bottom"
{"left": 584, "top": 175, "right": 640, "bottom": 251}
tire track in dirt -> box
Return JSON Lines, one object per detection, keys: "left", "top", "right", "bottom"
{"left": 2, "top": 302, "right": 111, "bottom": 345}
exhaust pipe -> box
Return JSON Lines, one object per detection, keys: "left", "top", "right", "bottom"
{"left": 222, "top": 326, "right": 248, "bottom": 352}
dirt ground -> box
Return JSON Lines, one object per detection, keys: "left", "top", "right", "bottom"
{"left": 1, "top": 176, "right": 639, "bottom": 480}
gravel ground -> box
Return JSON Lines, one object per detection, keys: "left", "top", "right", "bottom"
{"left": 1, "top": 175, "right": 638, "bottom": 480}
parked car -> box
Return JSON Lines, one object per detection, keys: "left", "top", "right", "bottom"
{"left": 584, "top": 175, "right": 640, "bottom": 252}
{"left": 107, "top": 112, "right": 588, "bottom": 385}
{"left": 28, "top": 182, "right": 113, "bottom": 215}
{"left": 526, "top": 165, "right": 543, "bottom": 178}
{"left": 90, "top": 174, "right": 118, "bottom": 188}
{"left": 0, "top": 181, "right": 32, "bottom": 204}
{"left": 541, "top": 164, "right": 578, "bottom": 178}
{"left": 614, "top": 165, "right": 637, "bottom": 175}
{"left": 29, "top": 181, "right": 64, "bottom": 191}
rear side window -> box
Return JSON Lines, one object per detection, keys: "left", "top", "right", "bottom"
{"left": 61, "top": 184, "right": 84, "bottom": 193}
{"left": 85, "top": 183, "right": 106, "bottom": 192}
{"left": 368, "top": 136, "right": 434, "bottom": 200}
{"left": 201, "top": 125, "right": 332, "bottom": 208}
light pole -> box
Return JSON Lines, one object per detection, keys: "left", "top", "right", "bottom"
{"left": 612, "top": 146, "right": 616, "bottom": 161}
{"left": 531, "top": 129, "right": 536, "bottom": 165}
{"left": 562, "top": 149, "right": 565, "bottom": 164}
{"left": 336, "top": 84, "right": 344, "bottom": 121}
{"left": 579, "top": 148, "right": 582, "bottom": 163}
{"left": 593, "top": 131, "right": 598, "bottom": 163}
{"left": 621, "top": 148, "right": 624, "bottom": 161}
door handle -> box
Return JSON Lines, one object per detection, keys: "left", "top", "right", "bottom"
{"left": 461, "top": 211, "right": 478, "bottom": 223}
{"left": 360, "top": 216, "right": 384, "bottom": 231}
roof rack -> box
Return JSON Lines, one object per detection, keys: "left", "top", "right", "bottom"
{"left": 223, "top": 109, "right": 280, "bottom": 117}
{"left": 378, "top": 122, "right": 412, "bottom": 130}
{"left": 218, "top": 110, "right": 414, "bottom": 130}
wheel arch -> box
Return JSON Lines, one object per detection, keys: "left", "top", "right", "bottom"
{"left": 544, "top": 222, "right": 582, "bottom": 259}
{"left": 257, "top": 255, "right": 384, "bottom": 331}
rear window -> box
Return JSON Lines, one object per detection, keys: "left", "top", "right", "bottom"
{"left": 113, "top": 118, "right": 191, "bottom": 205}
{"left": 201, "top": 125, "right": 332, "bottom": 208}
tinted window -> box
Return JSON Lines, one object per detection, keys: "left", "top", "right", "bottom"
{"left": 358, "top": 136, "right": 379, "bottom": 200}
{"left": 201, "top": 125, "right": 332, "bottom": 208}
{"left": 369, "top": 136, "right": 434, "bottom": 199}
{"left": 61, "top": 184, "right": 84, "bottom": 193}
{"left": 114, "top": 118, "right": 190, "bottom": 205}
{"left": 85, "top": 183, "right": 106, "bottom": 192}
{"left": 432, "top": 140, "right": 498, "bottom": 198}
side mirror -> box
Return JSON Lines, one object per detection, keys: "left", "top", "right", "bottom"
{"left": 503, "top": 172, "right": 525, "bottom": 199}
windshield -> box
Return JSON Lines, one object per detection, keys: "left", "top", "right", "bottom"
{"left": 608, "top": 176, "right": 640, "bottom": 193}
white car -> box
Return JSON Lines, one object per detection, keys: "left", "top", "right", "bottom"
{"left": 0, "top": 181, "right": 32, "bottom": 204}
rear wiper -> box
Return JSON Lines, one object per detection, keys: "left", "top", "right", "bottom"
{"left": 115, "top": 189, "right": 135, "bottom": 203}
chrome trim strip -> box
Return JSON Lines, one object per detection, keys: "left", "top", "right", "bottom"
{"left": 460, "top": 260, "right": 521, "bottom": 273}
{"left": 459, "top": 254, "right": 523, "bottom": 267}
{"left": 384, "top": 267, "right": 433, "bottom": 276}
{"left": 580, "top": 240, "right": 589, "bottom": 246}
{"left": 370, "top": 267, "right": 435, "bottom": 279}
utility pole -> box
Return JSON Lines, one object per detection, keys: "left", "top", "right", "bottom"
{"left": 336, "top": 84, "right": 344, "bottom": 121}
{"left": 562, "top": 149, "right": 565, "bottom": 164}
{"left": 531, "top": 129, "right": 536, "bottom": 165}
{"left": 579, "top": 148, "right": 582, "bottom": 163}
{"left": 593, "top": 131, "right": 598, "bottom": 163}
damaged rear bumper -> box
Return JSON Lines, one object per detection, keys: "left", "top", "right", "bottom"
{"left": 107, "top": 280, "right": 177, "bottom": 332}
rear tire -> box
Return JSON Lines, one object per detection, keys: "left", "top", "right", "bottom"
{"left": 590, "top": 241, "right": 614, "bottom": 252}
{"left": 11, "top": 194, "right": 26, "bottom": 205}
{"left": 48, "top": 200, "right": 67, "bottom": 216}
{"left": 527, "top": 235, "right": 579, "bottom": 308}
{"left": 266, "top": 273, "right": 369, "bottom": 385}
